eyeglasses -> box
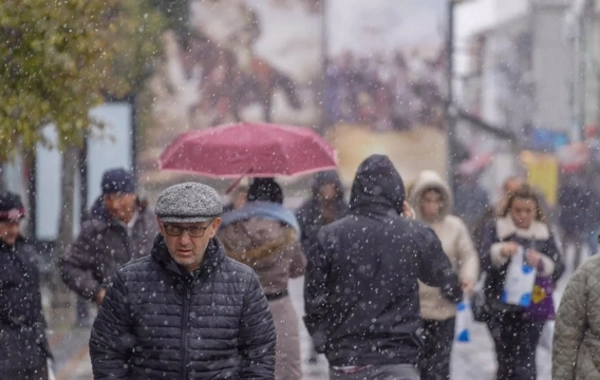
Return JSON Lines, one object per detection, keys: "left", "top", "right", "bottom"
{"left": 163, "top": 224, "right": 211, "bottom": 238}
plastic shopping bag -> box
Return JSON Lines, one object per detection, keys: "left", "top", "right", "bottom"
{"left": 455, "top": 296, "right": 474, "bottom": 343}
{"left": 501, "top": 247, "right": 536, "bottom": 307}
{"left": 48, "top": 359, "right": 56, "bottom": 380}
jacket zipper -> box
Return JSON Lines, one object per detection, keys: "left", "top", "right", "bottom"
{"left": 181, "top": 287, "right": 191, "bottom": 380}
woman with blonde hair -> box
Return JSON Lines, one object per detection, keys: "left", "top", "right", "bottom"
{"left": 479, "top": 184, "right": 564, "bottom": 380}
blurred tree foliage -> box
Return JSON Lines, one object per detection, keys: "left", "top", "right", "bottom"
{"left": 0, "top": 0, "right": 165, "bottom": 161}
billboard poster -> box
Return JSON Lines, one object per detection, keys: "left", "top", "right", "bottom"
{"left": 138, "top": 0, "right": 322, "bottom": 194}
{"left": 324, "top": 0, "right": 449, "bottom": 186}
{"left": 137, "top": 0, "right": 449, "bottom": 196}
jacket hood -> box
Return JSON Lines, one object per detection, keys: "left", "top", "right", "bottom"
{"left": 350, "top": 155, "right": 404, "bottom": 215}
{"left": 409, "top": 170, "right": 452, "bottom": 221}
{"left": 219, "top": 219, "right": 297, "bottom": 268}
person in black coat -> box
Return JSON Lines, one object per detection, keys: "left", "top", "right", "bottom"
{"left": 304, "top": 155, "right": 462, "bottom": 380}
{"left": 90, "top": 182, "right": 276, "bottom": 379}
{"left": 296, "top": 170, "right": 349, "bottom": 363}
{"left": 0, "top": 192, "right": 52, "bottom": 380}
{"left": 297, "top": 170, "right": 349, "bottom": 261}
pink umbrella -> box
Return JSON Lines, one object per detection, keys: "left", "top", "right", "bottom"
{"left": 158, "top": 122, "right": 337, "bottom": 178}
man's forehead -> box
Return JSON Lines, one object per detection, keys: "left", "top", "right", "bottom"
{"left": 164, "top": 221, "right": 210, "bottom": 227}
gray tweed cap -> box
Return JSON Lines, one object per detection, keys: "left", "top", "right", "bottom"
{"left": 155, "top": 182, "right": 223, "bottom": 224}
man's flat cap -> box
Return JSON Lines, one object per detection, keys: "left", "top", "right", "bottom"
{"left": 155, "top": 182, "right": 223, "bottom": 224}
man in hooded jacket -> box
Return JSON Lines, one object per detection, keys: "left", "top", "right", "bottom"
{"left": 304, "top": 155, "right": 462, "bottom": 380}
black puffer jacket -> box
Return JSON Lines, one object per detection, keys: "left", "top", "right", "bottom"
{"left": 304, "top": 155, "right": 462, "bottom": 367}
{"left": 90, "top": 236, "right": 276, "bottom": 380}
{"left": 0, "top": 238, "right": 51, "bottom": 372}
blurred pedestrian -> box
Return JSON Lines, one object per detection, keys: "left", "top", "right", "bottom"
{"left": 219, "top": 178, "right": 306, "bottom": 380}
{"left": 304, "top": 155, "right": 462, "bottom": 380}
{"left": 473, "top": 176, "right": 525, "bottom": 272}
{"left": 223, "top": 184, "right": 248, "bottom": 213}
{"left": 553, "top": 254, "right": 600, "bottom": 379}
{"left": 409, "top": 171, "right": 479, "bottom": 380}
{"left": 297, "top": 171, "right": 349, "bottom": 364}
{"left": 60, "top": 168, "right": 158, "bottom": 306}
{"left": 90, "top": 182, "right": 276, "bottom": 378}
{"left": 0, "top": 192, "right": 52, "bottom": 380}
{"left": 558, "top": 174, "right": 591, "bottom": 269}
{"left": 478, "top": 184, "right": 564, "bottom": 380}
{"left": 453, "top": 172, "right": 491, "bottom": 231}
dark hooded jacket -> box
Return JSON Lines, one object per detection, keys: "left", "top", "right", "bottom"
{"left": 90, "top": 236, "right": 276, "bottom": 379}
{"left": 296, "top": 171, "right": 349, "bottom": 262}
{"left": 303, "top": 155, "right": 462, "bottom": 367}
{"left": 60, "top": 199, "right": 159, "bottom": 300}
{"left": 0, "top": 237, "right": 52, "bottom": 372}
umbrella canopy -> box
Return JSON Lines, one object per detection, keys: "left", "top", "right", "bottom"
{"left": 158, "top": 122, "right": 337, "bottom": 178}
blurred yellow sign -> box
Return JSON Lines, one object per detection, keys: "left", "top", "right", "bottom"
{"left": 520, "top": 151, "right": 558, "bottom": 206}
{"left": 326, "top": 124, "right": 448, "bottom": 188}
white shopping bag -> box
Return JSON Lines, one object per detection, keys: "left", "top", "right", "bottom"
{"left": 48, "top": 359, "right": 56, "bottom": 380}
{"left": 501, "top": 247, "right": 536, "bottom": 307}
{"left": 455, "top": 295, "right": 474, "bottom": 343}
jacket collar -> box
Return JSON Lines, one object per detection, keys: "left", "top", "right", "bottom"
{"left": 496, "top": 216, "right": 550, "bottom": 240}
{"left": 0, "top": 235, "right": 25, "bottom": 252}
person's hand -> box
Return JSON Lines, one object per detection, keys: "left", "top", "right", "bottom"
{"left": 402, "top": 201, "right": 415, "bottom": 219}
{"left": 461, "top": 280, "right": 474, "bottom": 296}
{"left": 95, "top": 288, "right": 106, "bottom": 305}
{"left": 501, "top": 242, "right": 520, "bottom": 257}
{"left": 526, "top": 249, "right": 541, "bottom": 268}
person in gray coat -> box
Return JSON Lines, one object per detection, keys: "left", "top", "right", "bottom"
{"left": 60, "top": 168, "right": 158, "bottom": 305}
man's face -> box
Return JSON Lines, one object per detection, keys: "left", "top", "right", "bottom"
{"left": 157, "top": 218, "right": 222, "bottom": 272}
{"left": 319, "top": 184, "right": 338, "bottom": 202}
{"left": 0, "top": 221, "right": 20, "bottom": 246}
{"left": 104, "top": 193, "right": 137, "bottom": 223}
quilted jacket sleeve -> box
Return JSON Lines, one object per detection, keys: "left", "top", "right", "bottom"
{"left": 89, "top": 271, "right": 135, "bottom": 380}
{"left": 238, "top": 273, "right": 276, "bottom": 379}
{"left": 552, "top": 265, "right": 588, "bottom": 380}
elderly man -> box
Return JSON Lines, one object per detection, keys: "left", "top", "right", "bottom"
{"left": 90, "top": 182, "right": 276, "bottom": 379}
{"left": 61, "top": 168, "right": 158, "bottom": 306}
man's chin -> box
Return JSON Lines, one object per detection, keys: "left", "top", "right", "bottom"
{"left": 172, "top": 257, "right": 200, "bottom": 271}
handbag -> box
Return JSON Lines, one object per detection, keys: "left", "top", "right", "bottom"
{"left": 525, "top": 276, "right": 556, "bottom": 321}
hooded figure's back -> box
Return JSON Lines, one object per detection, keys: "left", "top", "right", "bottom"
{"left": 304, "top": 155, "right": 462, "bottom": 367}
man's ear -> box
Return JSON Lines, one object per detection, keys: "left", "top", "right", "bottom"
{"left": 209, "top": 218, "right": 222, "bottom": 238}
{"left": 156, "top": 216, "right": 165, "bottom": 236}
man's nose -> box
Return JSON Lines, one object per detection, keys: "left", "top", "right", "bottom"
{"left": 179, "top": 231, "right": 191, "bottom": 245}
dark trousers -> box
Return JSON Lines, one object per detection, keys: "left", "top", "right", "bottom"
{"left": 1, "top": 365, "right": 48, "bottom": 380}
{"left": 329, "top": 364, "right": 420, "bottom": 380}
{"left": 419, "top": 317, "right": 454, "bottom": 380}
{"left": 486, "top": 312, "right": 544, "bottom": 380}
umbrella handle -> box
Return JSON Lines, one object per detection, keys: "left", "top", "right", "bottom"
{"left": 225, "top": 168, "right": 253, "bottom": 195}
